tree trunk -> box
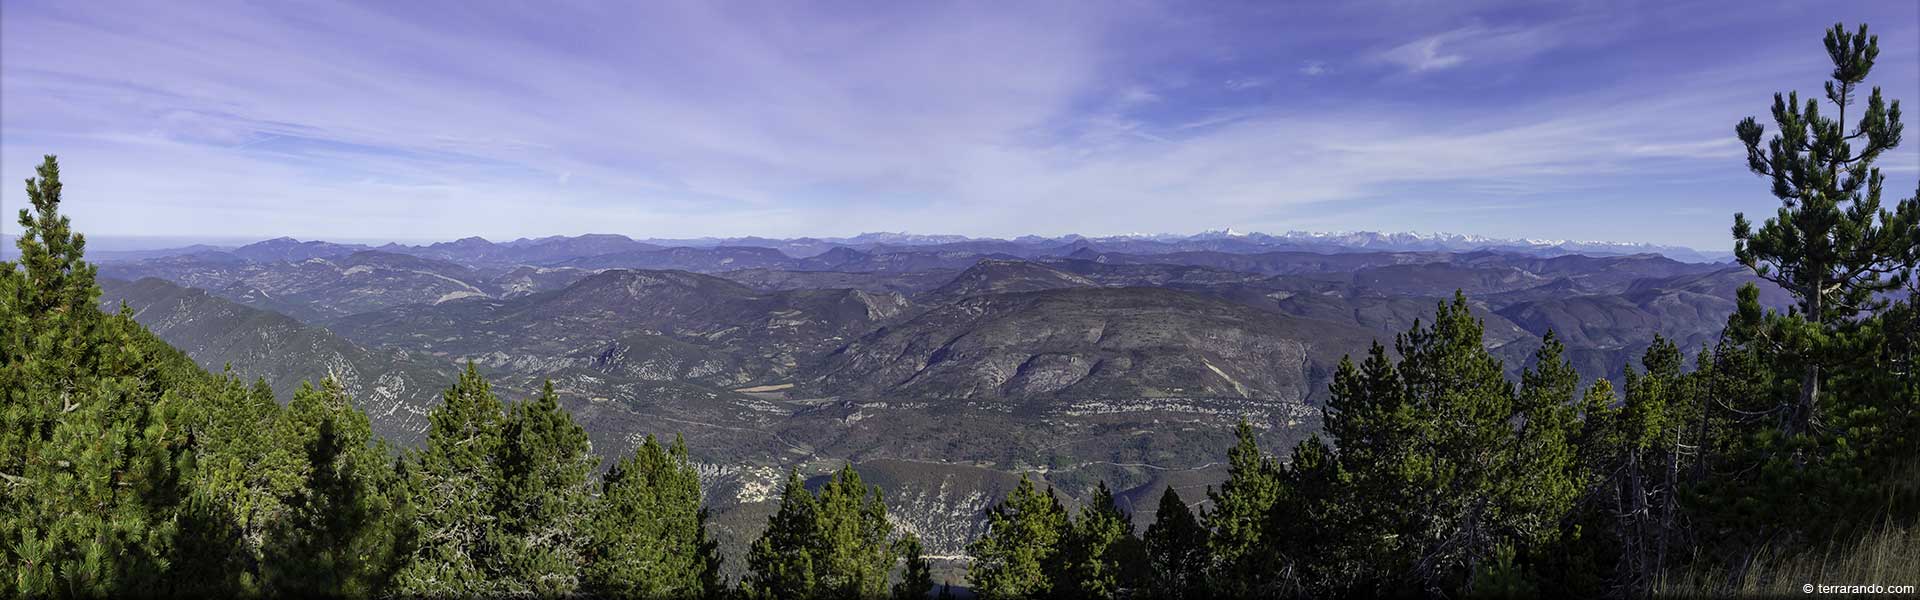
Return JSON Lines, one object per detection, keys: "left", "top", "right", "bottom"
{"left": 1795, "top": 365, "right": 1819, "bottom": 436}
{"left": 1791, "top": 290, "right": 1822, "bottom": 438}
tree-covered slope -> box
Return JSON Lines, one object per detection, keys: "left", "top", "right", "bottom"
{"left": 97, "top": 276, "right": 452, "bottom": 445}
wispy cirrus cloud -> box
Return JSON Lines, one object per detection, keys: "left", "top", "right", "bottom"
{"left": 1, "top": 0, "right": 1915, "bottom": 250}
{"left": 1380, "top": 31, "right": 1471, "bottom": 72}
{"left": 1375, "top": 22, "right": 1570, "bottom": 74}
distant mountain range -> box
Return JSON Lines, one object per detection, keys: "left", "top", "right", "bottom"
{"left": 11, "top": 228, "right": 1734, "bottom": 265}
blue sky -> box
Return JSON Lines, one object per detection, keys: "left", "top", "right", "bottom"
{"left": 2, "top": 0, "right": 1915, "bottom": 250}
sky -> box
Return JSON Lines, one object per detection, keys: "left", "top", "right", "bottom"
{"left": 1, "top": 0, "right": 1916, "bottom": 250}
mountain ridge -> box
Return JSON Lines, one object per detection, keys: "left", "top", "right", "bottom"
{"left": 58, "top": 228, "right": 1735, "bottom": 266}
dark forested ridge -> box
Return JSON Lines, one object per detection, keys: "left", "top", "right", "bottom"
{"left": 6, "top": 22, "right": 1919, "bottom": 599}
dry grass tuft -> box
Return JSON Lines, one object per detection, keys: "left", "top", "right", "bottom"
{"left": 1660, "top": 462, "right": 1920, "bottom": 598}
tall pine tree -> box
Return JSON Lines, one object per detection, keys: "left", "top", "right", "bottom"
{"left": 1561, "top": 340, "right": 1704, "bottom": 597}
{"left": 1271, "top": 434, "right": 1353, "bottom": 595}
{"left": 1732, "top": 22, "right": 1916, "bottom": 437}
{"left": 1710, "top": 19, "right": 1920, "bottom": 565}
{"left": 892, "top": 534, "right": 933, "bottom": 600}
{"left": 1141, "top": 488, "right": 1207, "bottom": 600}
{"left": 966, "top": 475, "right": 1068, "bottom": 600}
{"left": 488, "top": 380, "right": 597, "bottom": 596}
{"left": 393, "top": 363, "right": 507, "bottom": 596}
{"left": 1313, "top": 293, "right": 1586, "bottom": 595}
{"left": 263, "top": 378, "right": 410, "bottom": 598}
{"left": 1056, "top": 481, "right": 1140, "bottom": 599}
{"left": 163, "top": 372, "right": 294, "bottom": 597}
{"left": 586, "top": 434, "right": 718, "bottom": 598}
{"left": 745, "top": 471, "right": 823, "bottom": 598}
{"left": 744, "top": 465, "right": 918, "bottom": 600}
{"left": 1497, "top": 332, "right": 1585, "bottom": 561}
{"left": 1, "top": 155, "right": 188, "bottom": 596}
{"left": 1202, "top": 419, "right": 1284, "bottom": 596}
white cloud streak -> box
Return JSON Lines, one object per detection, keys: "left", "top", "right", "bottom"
{"left": 0, "top": 0, "right": 1914, "bottom": 249}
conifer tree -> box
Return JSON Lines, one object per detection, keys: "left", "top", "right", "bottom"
{"left": 812, "top": 465, "right": 903, "bottom": 598}
{"left": 263, "top": 379, "right": 409, "bottom": 598}
{"left": 1057, "top": 481, "right": 1140, "bottom": 599}
{"left": 745, "top": 471, "right": 822, "bottom": 598}
{"left": 1376, "top": 293, "right": 1511, "bottom": 593}
{"left": 586, "top": 434, "right": 718, "bottom": 598}
{"left": 892, "top": 535, "right": 933, "bottom": 600}
{"left": 1732, "top": 22, "right": 1917, "bottom": 437}
{"left": 393, "top": 363, "right": 507, "bottom": 596}
{"left": 1862, "top": 284, "right": 1919, "bottom": 462}
{"left": 1314, "top": 340, "right": 1415, "bottom": 588}
{"left": 1313, "top": 293, "right": 1584, "bottom": 595}
{"left": 1203, "top": 419, "right": 1284, "bottom": 595}
{"left": 1543, "top": 378, "right": 1621, "bottom": 598}
{"left": 159, "top": 371, "right": 295, "bottom": 597}
{"left": 966, "top": 474, "right": 1068, "bottom": 599}
{"left": 1271, "top": 435, "right": 1352, "bottom": 595}
{"left": 1, "top": 155, "right": 186, "bottom": 596}
{"left": 488, "top": 380, "right": 597, "bottom": 596}
{"left": 1706, "top": 20, "right": 1920, "bottom": 567}
{"left": 1563, "top": 340, "right": 1706, "bottom": 597}
{"left": 744, "top": 465, "right": 915, "bottom": 599}
{"left": 1141, "top": 488, "right": 1207, "bottom": 599}
{"left": 1499, "top": 333, "right": 1584, "bottom": 552}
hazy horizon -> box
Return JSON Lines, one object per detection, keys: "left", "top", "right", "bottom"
{"left": 0, "top": 228, "right": 1733, "bottom": 258}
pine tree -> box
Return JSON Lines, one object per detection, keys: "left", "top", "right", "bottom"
{"left": 1056, "top": 481, "right": 1140, "bottom": 599}
{"left": 1703, "top": 20, "right": 1920, "bottom": 569}
{"left": 1565, "top": 339, "right": 1705, "bottom": 597}
{"left": 160, "top": 371, "right": 296, "bottom": 597}
{"left": 1202, "top": 419, "right": 1283, "bottom": 595}
{"left": 488, "top": 380, "right": 597, "bottom": 596}
{"left": 813, "top": 465, "right": 903, "bottom": 598}
{"left": 966, "top": 474, "right": 1068, "bottom": 599}
{"left": 1141, "top": 488, "right": 1207, "bottom": 599}
{"left": 393, "top": 363, "right": 507, "bottom": 596}
{"left": 1, "top": 154, "right": 407, "bottom": 597}
{"left": 744, "top": 465, "right": 913, "bottom": 599}
{"left": 1860, "top": 284, "right": 1919, "bottom": 475}
{"left": 1497, "top": 333, "right": 1584, "bottom": 554}
{"left": 892, "top": 534, "right": 933, "bottom": 600}
{"left": 1313, "top": 293, "right": 1585, "bottom": 595}
{"left": 586, "top": 434, "right": 719, "bottom": 598}
{"left": 1489, "top": 334, "right": 1612, "bottom": 596}
{"left": 263, "top": 378, "right": 409, "bottom": 598}
{"left": 1, "top": 155, "right": 187, "bottom": 596}
{"left": 1546, "top": 378, "right": 1621, "bottom": 598}
{"left": 1732, "top": 22, "right": 1917, "bottom": 438}
{"left": 1271, "top": 434, "right": 1353, "bottom": 595}
{"left": 1385, "top": 293, "right": 1513, "bottom": 593}
{"left": 745, "top": 471, "right": 822, "bottom": 599}
{"left": 1314, "top": 340, "right": 1416, "bottom": 589}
